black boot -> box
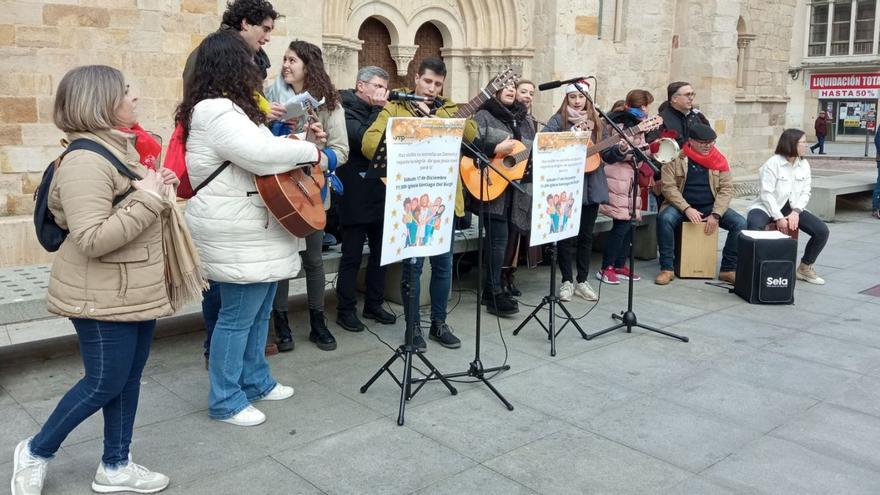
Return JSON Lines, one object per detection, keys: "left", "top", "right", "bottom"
{"left": 503, "top": 267, "right": 522, "bottom": 297}
{"left": 272, "top": 310, "right": 294, "bottom": 352}
{"left": 482, "top": 289, "right": 519, "bottom": 316}
{"left": 309, "top": 309, "right": 337, "bottom": 351}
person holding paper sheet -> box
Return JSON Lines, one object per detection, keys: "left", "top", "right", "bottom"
{"left": 467, "top": 82, "right": 536, "bottom": 316}
{"left": 264, "top": 40, "right": 350, "bottom": 352}
{"left": 362, "top": 57, "right": 477, "bottom": 350}
{"left": 543, "top": 81, "right": 608, "bottom": 302}
{"left": 655, "top": 122, "right": 745, "bottom": 286}
{"left": 747, "top": 129, "right": 829, "bottom": 285}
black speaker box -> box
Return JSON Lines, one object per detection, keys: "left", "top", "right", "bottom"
{"left": 734, "top": 234, "right": 797, "bottom": 304}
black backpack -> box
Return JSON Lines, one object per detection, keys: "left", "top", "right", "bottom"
{"left": 33, "top": 139, "right": 140, "bottom": 252}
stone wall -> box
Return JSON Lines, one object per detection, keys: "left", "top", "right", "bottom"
{"left": 0, "top": 0, "right": 316, "bottom": 217}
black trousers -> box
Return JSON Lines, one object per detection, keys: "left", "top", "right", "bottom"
{"left": 336, "top": 221, "right": 386, "bottom": 314}
{"left": 483, "top": 216, "right": 508, "bottom": 294}
{"left": 746, "top": 205, "right": 829, "bottom": 265}
{"left": 557, "top": 203, "right": 600, "bottom": 283}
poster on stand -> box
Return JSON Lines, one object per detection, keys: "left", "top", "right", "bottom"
{"left": 529, "top": 132, "right": 590, "bottom": 247}
{"left": 381, "top": 117, "right": 466, "bottom": 266}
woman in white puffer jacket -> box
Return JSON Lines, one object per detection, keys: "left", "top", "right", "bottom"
{"left": 176, "top": 31, "right": 324, "bottom": 427}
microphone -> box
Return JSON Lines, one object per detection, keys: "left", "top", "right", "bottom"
{"left": 537, "top": 76, "right": 590, "bottom": 91}
{"left": 388, "top": 91, "right": 428, "bottom": 102}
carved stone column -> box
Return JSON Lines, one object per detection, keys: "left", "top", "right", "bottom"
{"left": 466, "top": 56, "right": 482, "bottom": 96}
{"left": 322, "top": 35, "right": 362, "bottom": 85}
{"left": 388, "top": 44, "right": 420, "bottom": 77}
{"left": 736, "top": 34, "right": 756, "bottom": 89}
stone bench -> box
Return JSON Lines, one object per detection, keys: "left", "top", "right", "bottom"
{"left": 807, "top": 172, "right": 877, "bottom": 221}
{"left": 0, "top": 212, "right": 657, "bottom": 349}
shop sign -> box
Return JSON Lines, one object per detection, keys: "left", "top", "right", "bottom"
{"left": 818, "top": 88, "right": 879, "bottom": 98}
{"left": 810, "top": 73, "right": 880, "bottom": 90}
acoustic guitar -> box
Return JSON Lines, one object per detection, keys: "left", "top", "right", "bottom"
{"left": 255, "top": 103, "right": 327, "bottom": 237}
{"left": 460, "top": 115, "right": 663, "bottom": 201}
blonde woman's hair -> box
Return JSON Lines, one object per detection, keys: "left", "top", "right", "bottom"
{"left": 54, "top": 65, "right": 126, "bottom": 133}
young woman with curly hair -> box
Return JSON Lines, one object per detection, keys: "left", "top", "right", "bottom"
{"left": 177, "top": 31, "right": 325, "bottom": 427}
{"left": 264, "top": 39, "right": 352, "bottom": 352}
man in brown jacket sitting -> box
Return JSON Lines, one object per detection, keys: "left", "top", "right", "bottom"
{"left": 655, "top": 123, "right": 747, "bottom": 285}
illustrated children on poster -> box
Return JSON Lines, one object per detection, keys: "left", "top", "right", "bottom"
{"left": 402, "top": 195, "right": 447, "bottom": 247}
{"left": 529, "top": 132, "right": 589, "bottom": 246}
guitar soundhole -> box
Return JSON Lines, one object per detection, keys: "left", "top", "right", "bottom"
{"left": 502, "top": 156, "right": 516, "bottom": 168}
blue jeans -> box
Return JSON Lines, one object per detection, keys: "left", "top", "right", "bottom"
{"left": 657, "top": 206, "right": 746, "bottom": 272}
{"left": 202, "top": 281, "right": 221, "bottom": 357}
{"left": 208, "top": 282, "right": 278, "bottom": 419}
{"left": 400, "top": 249, "right": 452, "bottom": 324}
{"left": 873, "top": 163, "right": 880, "bottom": 210}
{"left": 29, "top": 319, "right": 155, "bottom": 468}
{"left": 810, "top": 135, "right": 825, "bottom": 153}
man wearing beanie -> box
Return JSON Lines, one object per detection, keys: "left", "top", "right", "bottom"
{"left": 655, "top": 123, "right": 746, "bottom": 285}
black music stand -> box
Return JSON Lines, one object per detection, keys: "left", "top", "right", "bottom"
{"left": 513, "top": 239, "right": 587, "bottom": 356}
{"left": 359, "top": 129, "right": 458, "bottom": 426}
{"left": 419, "top": 140, "right": 521, "bottom": 411}
{"left": 573, "top": 87, "right": 688, "bottom": 344}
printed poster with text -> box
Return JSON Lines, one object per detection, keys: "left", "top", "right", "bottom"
{"left": 529, "top": 132, "right": 590, "bottom": 247}
{"left": 381, "top": 117, "right": 466, "bottom": 266}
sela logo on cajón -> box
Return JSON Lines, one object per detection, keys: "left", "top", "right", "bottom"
{"left": 765, "top": 276, "right": 789, "bottom": 288}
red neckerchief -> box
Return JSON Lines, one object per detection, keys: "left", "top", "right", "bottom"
{"left": 117, "top": 124, "right": 161, "bottom": 170}
{"left": 682, "top": 142, "right": 729, "bottom": 172}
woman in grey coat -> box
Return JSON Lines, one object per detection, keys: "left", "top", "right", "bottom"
{"left": 467, "top": 84, "right": 536, "bottom": 316}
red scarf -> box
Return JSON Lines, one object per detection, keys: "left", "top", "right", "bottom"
{"left": 117, "top": 124, "right": 161, "bottom": 170}
{"left": 682, "top": 142, "right": 729, "bottom": 172}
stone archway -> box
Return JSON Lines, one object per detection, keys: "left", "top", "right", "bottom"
{"left": 357, "top": 17, "right": 406, "bottom": 89}
{"left": 404, "top": 22, "right": 445, "bottom": 90}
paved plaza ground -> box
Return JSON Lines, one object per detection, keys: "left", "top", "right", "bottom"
{"left": 2, "top": 196, "right": 880, "bottom": 494}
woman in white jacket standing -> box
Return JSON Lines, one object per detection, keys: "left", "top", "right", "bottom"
{"left": 176, "top": 31, "right": 323, "bottom": 426}
{"left": 747, "top": 128, "right": 829, "bottom": 285}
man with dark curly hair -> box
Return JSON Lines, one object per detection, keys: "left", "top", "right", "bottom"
{"left": 183, "top": 0, "right": 283, "bottom": 121}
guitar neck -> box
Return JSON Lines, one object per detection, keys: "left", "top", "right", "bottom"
{"left": 454, "top": 88, "right": 492, "bottom": 119}
{"left": 585, "top": 123, "right": 641, "bottom": 158}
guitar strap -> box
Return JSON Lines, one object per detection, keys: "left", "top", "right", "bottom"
{"left": 192, "top": 160, "right": 230, "bottom": 194}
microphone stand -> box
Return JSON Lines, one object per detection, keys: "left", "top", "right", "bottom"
{"left": 418, "top": 140, "right": 522, "bottom": 411}
{"left": 573, "top": 86, "right": 688, "bottom": 343}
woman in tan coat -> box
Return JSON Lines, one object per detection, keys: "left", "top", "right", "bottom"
{"left": 11, "top": 66, "right": 186, "bottom": 495}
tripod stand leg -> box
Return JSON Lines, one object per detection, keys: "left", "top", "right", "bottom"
{"left": 512, "top": 298, "right": 547, "bottom": 336}
{"left": 548, "top": 298, "right": 557, "bottom": 357}
{"left": 415, "top": 352, "right": 458, "bottom": 395}
{"left": 360, "top": 349, "right": 402, "bottom": 393}
{"left": 557, "top": 301, "right": 588, "bottom": 339}
{"left": 397, "top": 350, "right": 414, "bottom": 425}
{"left": 477, "top": 372, "right": 514, "bottom": 411}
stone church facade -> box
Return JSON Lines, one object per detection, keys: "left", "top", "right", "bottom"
{"left": 1, "top": 0, "right": 799, "bottom": 266}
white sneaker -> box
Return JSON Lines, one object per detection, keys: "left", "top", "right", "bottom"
{"left": 11, "top": 438, "right": 47, "bottom": 495}
{"left": 218, "top": 405, "right": 266, "bottom": 427}
{"left": 559, "top": 281, "right": 574, "bottom": 302}
{"left": 259, "top": 383, "right": 294, "bottom": 401}
{"left": 574, "top": 281, "right": 598, "bottom": 301}
{"left": 796, "top": 262, "right": 826, "bottom": 285}
{"left": 91, "top": 459, "right": 169, "bottom": 494}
